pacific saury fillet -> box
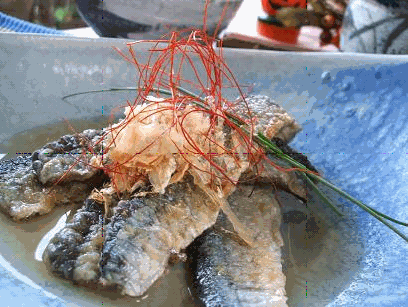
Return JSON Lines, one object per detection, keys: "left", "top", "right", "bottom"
{"left": 188, "top": 184, "right": 288, "bottom": 307}
{"left": 43, "top": 174, "right": 221, "bottom": 296}
{"left": 0, "top": 130, "right": 104, "bottom": 221}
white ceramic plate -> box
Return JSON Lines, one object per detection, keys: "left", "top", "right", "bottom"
{"left": 0, "top": 33, "right": 407, "bottom": 306}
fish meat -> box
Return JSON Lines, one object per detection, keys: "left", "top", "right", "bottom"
{"left": 0, "top": 129, "right": 106, "bottom": 221}
{"left": 187, "top": 184, "right": 288, "bottom": 307}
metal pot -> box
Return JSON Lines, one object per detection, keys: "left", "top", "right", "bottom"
{"left": 75, "top": 0, "right": 243, "bottom": 38}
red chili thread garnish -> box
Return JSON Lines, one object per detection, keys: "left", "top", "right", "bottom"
{"left": 52, "top": 0, "right": 318, "bottom": 197}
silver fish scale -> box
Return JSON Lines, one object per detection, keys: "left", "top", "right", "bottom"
{"left": 234, "top": 95, "right": 301, "bottom": 143}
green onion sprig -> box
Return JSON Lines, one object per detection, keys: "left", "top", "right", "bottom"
{"left": 63, "top": 86, "right": 408, "bottom": 242}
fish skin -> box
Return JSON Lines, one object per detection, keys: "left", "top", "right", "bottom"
{"left": 32, "top": 129, "right": 103, "bottom": 185}
{"left": 187, "top": 184, "right": 288, "bottom": 307}
{"left": 248, "top": 156, "right": 307, "bottom": 202}
{"left": 0, "top": 130, "right": 106, "bottom": 222}
{"left": 0, "top": 155, "right": 92, "bottom": 221}
{"left": 233, "top": 95, "right": 302, "bottom": 143}
{"left": 43, "top": 199, "right": 104, "bottom": 284}
{"left": 100, "top": 175, "right": 219, "bottom": 296}
{"left": 0, "top": 156, "right": 45, "bottom": 220}
{"left": 44, "top": 174, "right": 220, "bottom": 296}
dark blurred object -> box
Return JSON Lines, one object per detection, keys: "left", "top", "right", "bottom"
{"left": 282, "top": 210, "right": 308, "bottom": 224}
{"left": 0, "top": 0, "right": 35, "bottom": 22}
{"left": 75, "top": 0, "right": 151, "bottom": 38}
{"left": 377, "top": 0, "right": 408, "bottom": 8}
{"left": 271, "top": 137, "right": 319, "bottom": 174}
{"left": 75, "top": 0, "right": 243, "bottom": 39}
{"left": 341, "top": 0, "right": 408, "bottom": 54}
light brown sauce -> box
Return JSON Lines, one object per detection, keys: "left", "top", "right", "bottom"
{"left": 277, "top": 191, "right": 364, "bottom": 306}
{"left": 0, "top": 121, "right": 364, "bottom": 306}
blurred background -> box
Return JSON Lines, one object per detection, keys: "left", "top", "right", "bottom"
{"left": 1, "top": 0, "right": 408, "bottom": 53}
{"left": 0, "top": 0, "right": 85, "bottom": 29}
